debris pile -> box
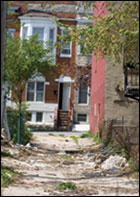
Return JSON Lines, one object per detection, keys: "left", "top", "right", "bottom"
{"left": 101, "top": 155, "right": 128, "bottom": 170}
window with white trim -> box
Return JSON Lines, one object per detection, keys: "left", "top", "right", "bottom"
{"left": 77, "top": 114, "right": 87, "bottom": 122}
{"left": 26, "top": 81, "right": 45, "bottom": 102}
{"left": 22, "top": 26, "right": 28, "bottom": 39}
{"left": 49, "top": 28, "right": 55, "bottom": 52}
{"left": 32, "top": 27, "right": 44, "bottom": 43}
{"left": 78, "top": 84, "right": 88, "bottom": 104}
{"left": 60, "top": 29, "right": 71, "bottom": 57}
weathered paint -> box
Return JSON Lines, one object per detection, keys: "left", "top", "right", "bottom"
{"left": 90, "top": 1, "right": 107, "bottom": 134}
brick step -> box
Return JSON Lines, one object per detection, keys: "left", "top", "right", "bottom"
{"left": 57, "top": 126, "right": 71, "bottom": 131}
{"left": 58, "top": 110, "right": 68, "bottom": 114}
{"left": 59, "top": 124, "right": 69, "bottom": 127}
{"left": 59, "top": 117, "right": 69, "bottom": 120}
{"left": 59, "top": 121, "right": 69, "bottom": 124}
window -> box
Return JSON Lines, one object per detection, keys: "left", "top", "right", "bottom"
{"left": 28, "top": 112, "right": 32, "bottom": 122}
{"left": 27, "top": 82, "right": 35, "bottom": 101}
{"left": 79, "top": 34, "right": 92, "bottom": 55}
{"left": 36, "top": 82, "right": 44, "bottom": 102}
{"left": 36, "top": 112, "right": 43, "bottom": 122}
{"left": 49, "top": 28, "right": 55, "bottom": 52}
{"left": 22, "top": 27, "right": 28, "bottom": 39}
{"left": 77, "top": 114, "right": 87, "bottom": 122}
{"left": 78, "top": 85, "right": 88, "bottom": 104}
{"left": 26, "top": 82, "right": 44, "bottom": 102}
{"left": 60, "top": 29, "right": 71, "bottom": 56}
{"left": 80, "top": 35, "right": 84, "bottom": 54}
{"left": 8, "top": 28, "right": 15, "bottom": 38}
{"left": 33, "top": 27, "right": 44, "bottom": 43}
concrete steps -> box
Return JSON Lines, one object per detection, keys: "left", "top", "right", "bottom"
{"left": 58, "top": 110, "right": 71, "bottom": 130}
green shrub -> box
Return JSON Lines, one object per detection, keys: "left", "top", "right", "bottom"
{"left": 70, "top": 136, "right": 79, "bottom": 145}
{"left": 80, "top": 130, "right": 93, "bottom": 138}
{"left": 57, "top": 182, "right": 77, "bottom": 190}
{"left": 93, "top": 132, "right": 100, "bottom": 144}
{"left": 7, "top": 103, "right": 33, "bottom": 145}
{"left": 1, "top": 165, "right": 19, "bottom": 188}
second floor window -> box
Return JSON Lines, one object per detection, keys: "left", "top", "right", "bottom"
{"left": 26, "top": 81, "right": 45, "bottom": 102}
{"left": 49, "top": 28, "right": 55, "bottom": 52}
{"left": 60, "top": 29, "right": 71, "bottom": 57}
{"left": 33, "top": 27, "right": 44, "bottom": 43}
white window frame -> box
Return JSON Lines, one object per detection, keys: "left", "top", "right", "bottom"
{"left": 32, "top": 27, "right": 45, "bottom": 43}
{"left": 77, "top": 113, "right": 88, "bottom": 122}
{"left": 26, "top": 81, "right": 45, "bottom": 103}
{"left": 29, "top": 111, "right": 44, "bottom": 123}
{"left": 49, "top": 27, "right": 55, "bottom": 53}
{"left": 60, "top": 27, "right": 72, "bottom": 58}
{"left": 22, "top": 26, "right": 28, "bottom": 39}
{"left": 36, "top": 112, "right": 43, "bottom": 122}
{"left": 19, "top": 17, "right": 57, "bottom": 64}
{"left": 78, "top": 85, "right": 89, "bottom": 105}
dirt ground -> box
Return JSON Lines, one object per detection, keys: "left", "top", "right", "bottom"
{"left": 1, "top": 132, "right": 139, "bottom": 196}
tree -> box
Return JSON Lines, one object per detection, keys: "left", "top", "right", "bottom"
{"left": 1, "top": 1, "right": 7, "bottom": 130}
{"left": 4, "top": 34, "right": 55, "bottom": 143}
{"left": 55, "top": 1, "right": 139, "bottom": 65}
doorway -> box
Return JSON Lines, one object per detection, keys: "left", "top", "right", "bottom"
{"left": 59, "top": 83, "right": 70, "bottom": 111}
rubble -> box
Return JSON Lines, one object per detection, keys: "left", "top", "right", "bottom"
{"left": 101, "top": 155, "right": 129, "bottom": 170}
{"left": 1, "top": 133, "right": 139, "bottom": 196}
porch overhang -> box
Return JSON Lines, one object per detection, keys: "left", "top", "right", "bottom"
{"left": 55, "top": 76, "right": 75, "bottom": 83}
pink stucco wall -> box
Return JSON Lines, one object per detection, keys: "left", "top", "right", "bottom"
{"left": 90, "top": 1, "right": 107, "bottom": 134}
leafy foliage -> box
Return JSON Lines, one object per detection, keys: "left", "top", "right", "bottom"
{"left": 57, "top": 182, "right": 77, "bottom": 190}
{"left": 80, "top": 130, "right": 93, "bottom": 138}
{"left": 70, "top": 136, "right": 79, "bottom": 145}
{"left": 55, "top": 1, "right": 139, "bottom": 65}
{"left": 4, "top": 34, "right": 55, "bottom": 100}
{"left": 7, "top": 104, "right": 33, "bottom": 145}
{"left": 1, "top": 165, "right": 19, "bottom": 188}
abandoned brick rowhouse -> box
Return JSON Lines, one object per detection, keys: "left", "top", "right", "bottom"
{"left": 7, "top": 1, "right": 93, "bottom": 131}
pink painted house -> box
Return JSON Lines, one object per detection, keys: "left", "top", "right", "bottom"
{"left": 90, "top": 1, "right": 139, "bottom": 134}
{"left": 90, "top": 1, "right": 107, "bottom": 134}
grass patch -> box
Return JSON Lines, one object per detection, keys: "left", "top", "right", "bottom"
{"left": 93, "top": 132, "right": 100, "bottom": 144}
{"left": 48, "top": 133, "right": 55, "bottom": 136}
{"left": 80, "top": 130, "right": 93, "bottom": 138}
{"left": 70, "top": 136, "right": 79, "bottom": 145}
{"left": 1, "top": 152, "right": 13, "bottom": 158}
{"left": 57, "top": 182, "right": 77, "bottom": 190}
{"left": 56, "top": 155, "right": 74, "bottom": 161}
{"left": 1, "top": 165, "right": 20, "bottom": 189}
{"left": 59, "top": 134, "right": 65, "bottom": 137}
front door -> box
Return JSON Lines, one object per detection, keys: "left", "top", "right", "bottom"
{"left": 62, "top": 83, "right": 70, "bottom": 110}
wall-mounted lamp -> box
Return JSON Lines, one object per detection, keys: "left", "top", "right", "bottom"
{"left": 53, "top": 90, "right": 57, "bottom": 95}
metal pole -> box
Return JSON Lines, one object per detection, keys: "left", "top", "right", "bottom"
{"left": 17, "top": 94, "right": 22, "bottom": 144}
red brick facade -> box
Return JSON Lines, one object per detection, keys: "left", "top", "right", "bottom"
{"left": 9, "top": 1, "right": 76, "bottom": 105}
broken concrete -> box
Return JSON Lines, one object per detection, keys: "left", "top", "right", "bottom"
{"left": 2, "top": 132, "right": 139, "bottom": 196}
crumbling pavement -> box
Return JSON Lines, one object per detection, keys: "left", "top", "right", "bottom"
{"left": 1, "top": 132, "right": 139, "bottom": 196}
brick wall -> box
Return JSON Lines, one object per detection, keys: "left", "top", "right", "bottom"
{"left": 9, "top": 1, "right": 76, "bottom": 105}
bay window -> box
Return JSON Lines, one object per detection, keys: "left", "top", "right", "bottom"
{"left": 49, "top": 28, "right": 55, "bottom": 52}
{"left": 32, "top": 27, "right": 44, "bottom": 43}
{"left": 22, "top": 26, "right": 28, "bottom": 39}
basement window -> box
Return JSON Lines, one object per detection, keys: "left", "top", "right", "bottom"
{"left": 77, "top": 114, "right": 87, "bottom": 122}
{"left": 36, "top": 112, "right": 43, "bottom": 122}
